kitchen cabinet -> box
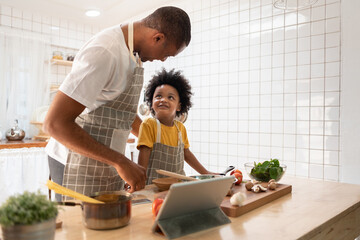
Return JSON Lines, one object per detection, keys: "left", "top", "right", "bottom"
{"left": 20, "top": 176, "right": 359, "bottom": 240}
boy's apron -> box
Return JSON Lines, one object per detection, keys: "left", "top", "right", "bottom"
{"left": 146, "top": 119, "right": 185, "bottom": 185}
{"left": 62, "top": 22, "right": 143, "bottom": 199}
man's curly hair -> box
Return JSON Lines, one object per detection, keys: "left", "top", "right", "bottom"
{"left": 145, "top": 68, "right": 193, "bottom": 117}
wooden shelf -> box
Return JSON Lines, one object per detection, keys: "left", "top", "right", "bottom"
{"left": 50, "top": 59, "right": 73, "bottom": 66}
{"left": 0, "top": 139, "right": 48, "bottom": 149}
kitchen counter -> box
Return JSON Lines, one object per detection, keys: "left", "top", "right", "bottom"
{"left": 10, "top": 176, "right": 360, "bottom": 240}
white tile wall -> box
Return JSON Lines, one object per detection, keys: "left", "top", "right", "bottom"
{"left": 0, "top": 4, "right": 101, "bottom": 96}
{"left": 143, "top": 0, "right": 341, "bottom": 182}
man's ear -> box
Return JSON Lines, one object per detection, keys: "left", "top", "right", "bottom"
{"left": 153, "top": 33, "right": 165, "bottom": 44}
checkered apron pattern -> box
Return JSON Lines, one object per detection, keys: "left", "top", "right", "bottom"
{"left": 62, "top": 23, "right": 143, "bottom": 199}
{"left": 146, "top": 119, "right": 185, "bottom": 185}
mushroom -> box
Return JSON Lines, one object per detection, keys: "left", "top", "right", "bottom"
{"left": 268, "top": 181, "right": 277, "bottom": 190}
{"left": 251, "top": 184, "right": 260, "bottom": 193}
{"left": 245, "top": 181, "right": 254, "bottom": 191}
{"left": 230, "top": 192, "right": 247, "bottom": 206}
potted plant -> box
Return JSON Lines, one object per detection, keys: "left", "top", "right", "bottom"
{"left": 0, "top": 191, "right": 58, "bottom": 240}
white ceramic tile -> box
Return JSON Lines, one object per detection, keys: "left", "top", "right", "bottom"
{"left": 326, "top": 2, "right": 340, "bottom": 18}
{"left": 238, "top": 132, "right": 248, "bottom": 145}
{"left": 250, "top": 7, "right": 260, "bottom": 21}
{"left": 261, "top": 55, "right": 272, "bottom": 68}
{"left": 284, "top": 147, "right": 296, "bottom": 161}
{"left": 325, "top": 47, "right": 340, "bottom": 62}
{"left": 310, "top": 106, "right": 324, "bottom": 121}
{"left": 311, "top": 92, "right": 324, "bottom": 106}
{"left": 309, "top": 164, "right": 323, "bottom": 179}
{"left": 297, "top": 121, "right": 309, "bottom": 134}
{"left": 311, "top": 20, "right": 325, "bottom": 35}
{"left": 285, "top": 12, "right": 297, "bottom": 26}
{"left": 284, "top": 52, "right": 296, "bottom": 66}
{"left": 311, "top": 78, "right": 325, "bottom": 92}
{"left": 324, "top": 150, "right": 339, "bottom": 165}
{"left": 325, "top": 106, "right": 339, "bottom": 121}
{"left": 297, "top": 65, "right": 311, "bottom": 79}
{"left": 260, "top": 107, "right": 271, "bottom": 120}
{"left": 325, "top": 17, "right": 340, "bottom": 33}
{"left": 273, "top": 14, "right": 284, "bottom": 29}
{"left": 311, "top": 35, "right": 325, "bottom": 49}
{"left": 248, "top": 145, "right": 259, "bottom": 158}
{"left": 297, "top": 93, "right": 310, "bottom": 107}
{"left": 284, "top": 66, "right": 296, "bottom": 80}
{"left": 249, "top": 19, "right": 260, "bottom": 32}
{"left": 295, "top": 162, "right": 309, "bottom": 177}
{"left": 311, "top": 48, "right": 325, "bottom": 64}
{"left": 261, "top": 4, "right": 272, "bottom": 18}
{"left": 325, "top": 61, "right": 340, "bottom": 77}
{"left": 298, "top": 23, "right": 311, "bottom": 37}
{"left": 324, "top": 92, "right": 339, "bottom": 106}
{"left": 324, "top": 121, "right": 339, "bottom": 136}
{"left": 273, "top": 41, "right": 284, "bottom": 54}
{"left": 260, "top": 121, "right": 271, "bottom": 133}
{"left": 298, "top": 37, "right": 310, "bottom": 51}
{"left": 311, "top": 63, "right": 325, "bottom": 78}
{"left": 1, "top": 5, "right": 11, "bottom": 15}
{"left": 298, "top": 8, "right": 311, "bottom": 24}
{"left": 285, "top": 39, "right": 297, "bottom": 52}
{"left": 284, "top": 134, "right": 296, "bottom": 148}
{"left": 11, "top": 17, "right": 21, "bottom": 28}
{"left": 260, "top": 146, "right": 271, "bottom": 158}
{"left": 326, "top": 32, "right": 340, "bottom": 48}
{"left": 324, "top": 136, "right": 339, "bottom": 151}
{"left": 285, "top": 25, "right": 297, "bottom": 39}
{"left": 310, "top": 121, "right": 324, "bottom": 135}
{"left": 310, "top": 135, "right": 324, "bottom": 149}
{"left": 309, "top": 149, "right": 323, "bottom": 164}
{"left": 272, "top": 107, "right": 284, "bottom": 121}
{"left": 311, "top": 6, "right": 325, "bottom": 21}
{"left": 297, "top": 107, "right": 310, "bottom": 121}
{"left": 324, "top": 165, "right": 338, "bottom": 181}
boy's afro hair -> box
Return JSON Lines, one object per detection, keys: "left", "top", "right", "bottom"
{"left": 145, "top": 68, "right": 193, "bottom": 117}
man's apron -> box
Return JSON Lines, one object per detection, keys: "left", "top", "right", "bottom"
{"left": 62, "top": 23, "right": 143, "bottom": 199}
{"left": 145, "top": 119, "right": 185, "bottom": 185}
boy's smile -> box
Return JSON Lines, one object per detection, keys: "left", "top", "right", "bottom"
{"left": 152, "top": 84, "right": 181, "bottom": 126}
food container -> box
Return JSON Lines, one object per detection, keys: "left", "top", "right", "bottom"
{"left": 66, "top": 53, "right": 75, "bottom": 61}
{"left": 82, "top": 191, "right": 132, "bottom": 230}
{"left": 52, "top": 51, "right": 63, "bottom": 60}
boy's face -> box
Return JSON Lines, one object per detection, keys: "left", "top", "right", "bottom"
{"left": 152, "top": 84, "right": 181, "bottom": 124}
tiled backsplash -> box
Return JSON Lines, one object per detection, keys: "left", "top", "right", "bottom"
{"left": 0, "top": 4, "right": 101, "bottom": 94}
{"left": 143, "top": 0, "right": 341, "bottom": 181}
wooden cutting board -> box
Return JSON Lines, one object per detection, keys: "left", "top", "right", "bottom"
{"left": 221, "top": 183, "right": 292, "bottom": 217}
{"left": 154, "top": 182, "right": 292, "bottom": 218}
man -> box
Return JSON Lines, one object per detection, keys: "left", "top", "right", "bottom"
{"left": 43, "top": 6, "right": 191, "bottom": 201}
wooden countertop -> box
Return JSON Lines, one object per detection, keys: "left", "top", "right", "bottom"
{"left": 47, "top": 176, "right": 360, "bottom": 240}
{"left": 0, "top": 139, "right": 48, "bottom": 149}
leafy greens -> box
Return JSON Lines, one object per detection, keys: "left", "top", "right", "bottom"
{"left": 250, "top": 158, "right": 284, "bottom": 182}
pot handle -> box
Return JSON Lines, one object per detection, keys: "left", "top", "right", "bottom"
{"left": 57, "top": 201, "right": 81, "bottom": 207}
{"left": 220, "top": 166, "right": 235, "bottom": 176}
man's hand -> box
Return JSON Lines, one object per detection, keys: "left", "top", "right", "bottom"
{"left": 115, "top": 159, "right": 146, "bottom": 192}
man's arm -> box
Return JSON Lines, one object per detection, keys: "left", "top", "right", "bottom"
{"left": 43, "top": 91, "right": 146, "bottom": 192}
{"left": 131, "top": 115, "right": 142, "bottom": 137}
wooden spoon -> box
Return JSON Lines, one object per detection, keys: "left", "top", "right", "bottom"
{"left": 156, "top": 169, "right": 200, "bottom": 181}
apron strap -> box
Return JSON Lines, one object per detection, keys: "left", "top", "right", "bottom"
{"left": 155, "top": 119, "right": 183, "bottom": 146}
{"left": 156, "top": 119, "right": 161, "bottom": 143}
{"left": 174, "top": 121, "right": 183, "bottom": 146}
{"left": 128, "top": 22, "right": 142, "bottom": 67}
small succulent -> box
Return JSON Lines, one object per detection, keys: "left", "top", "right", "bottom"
{"left": 0, "top": 191, "right": 58, "bottom": 227}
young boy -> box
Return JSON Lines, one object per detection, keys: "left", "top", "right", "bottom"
{"left": 137, "top": 68, "right": 212, "bottom": 184}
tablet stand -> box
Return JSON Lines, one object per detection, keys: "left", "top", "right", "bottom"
{"left": 155, "top": 207, "right": 231, "bottom": 239}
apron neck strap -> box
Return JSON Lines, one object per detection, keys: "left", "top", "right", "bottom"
{"left": 155, "top": 119, "right": 183, "bottom": 145}
{"left": 128, "top": 22, "right": 142, "bottom": 67}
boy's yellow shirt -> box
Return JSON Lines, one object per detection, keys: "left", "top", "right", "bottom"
{"left": 137, "top": 117, "right": 190, "bottom": 149}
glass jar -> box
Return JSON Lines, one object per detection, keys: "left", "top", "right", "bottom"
{"left": 66, "top": 53, "right": 76, "bottom": 61}
{"left": 52, "top": 51, "right": 63, "bottom": 60}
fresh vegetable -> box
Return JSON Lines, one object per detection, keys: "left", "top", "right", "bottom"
{"left": 250, "top": 158, "right": 284, "bottom": 182}
{"left": 0, "top": 191, "right": 58, "bottom": 227}
{"left": 230, "top": 192, "right": 246, "bottom": 206}
{"left": 233, "top": 172, "right": 243, "bottom": 185}
{"left": 230, "top": 169, "right": 242, "bottom": 176}
{"left": 152, "top": 198, "right": 164, "bottom": 217}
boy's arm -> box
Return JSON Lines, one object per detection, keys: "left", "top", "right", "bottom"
{"left": 138, "top": 145, "right": 152, "bottom": 170}
{"left": 184, "top": 148, "right": 212, "bottom": 174}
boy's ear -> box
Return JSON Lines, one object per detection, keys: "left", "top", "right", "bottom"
{"left": 177, "top": 103, "right": 181, "bottom": 112}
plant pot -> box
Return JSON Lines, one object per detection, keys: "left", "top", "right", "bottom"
{"left": 1, "top": 218, "right": 56, "bottom": 240}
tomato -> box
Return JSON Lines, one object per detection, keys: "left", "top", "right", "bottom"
{"left": 152, "top": 198, "right": 164, "bottom": 217}
{"left": 230, "top": 169, "right": 242, "bottom": 176}
{"left": 233, "top": 172, "right": 243, "bottom": 185}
